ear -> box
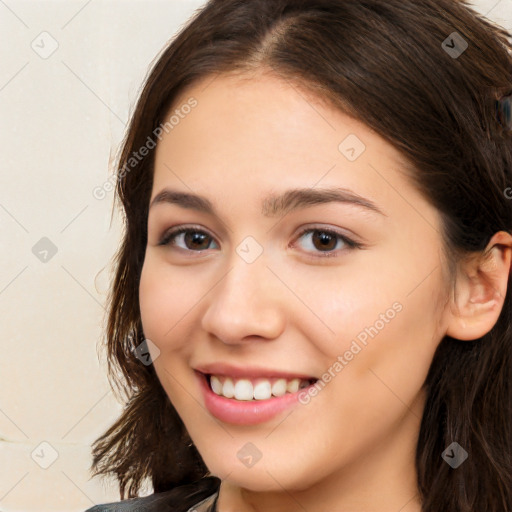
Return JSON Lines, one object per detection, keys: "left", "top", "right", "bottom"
{"left": 446, "top": 231, "right": 512, "bottom": 341}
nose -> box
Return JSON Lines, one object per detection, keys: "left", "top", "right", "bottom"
{"left": 200, "top": 252, "right": 286, "bottom": 345}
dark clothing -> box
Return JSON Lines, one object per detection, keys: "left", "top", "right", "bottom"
{"left": 84, "top": 476, "right": 220, "bottom": 512}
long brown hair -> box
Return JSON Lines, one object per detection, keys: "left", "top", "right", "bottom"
{"left": 89, "top": 1, "right": 512, "bottom": 510}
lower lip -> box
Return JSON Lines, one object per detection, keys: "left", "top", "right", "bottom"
{"left": 196, "top": 371, "right": 314, "bottom": 425}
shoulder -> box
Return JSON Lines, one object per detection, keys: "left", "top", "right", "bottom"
{"left": 83, "top": 476, "right": 220, "bottom": 512}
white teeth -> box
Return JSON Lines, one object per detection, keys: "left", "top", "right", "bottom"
{"left": 223, "top": 378, "right": 235, "bottom": 398}
{"left": 286, "top": 378, "right": 300, "bottom": 393}
{"left": 234, "top": 379, "right": 253, "bottom": 400}
{"left": 210, "top": 375, "right": 223, "bottom": 395}
{"left": 271, "top": 378, "right": 287, "bottom": 397}
{"left": 253, "top": 380, "right": 272, "bottom": 400}
{"left": 208, "top": 375, "right": 313, "bottom": 401}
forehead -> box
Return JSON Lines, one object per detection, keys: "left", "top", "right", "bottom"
{"left": 151, "top": 72, "right": 430, "bottom": 226}
{"left": 155, "top": 72, "right": 407, "bottom": 173}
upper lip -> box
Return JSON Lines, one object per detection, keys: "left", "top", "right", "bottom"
{"left": 195, "top": 362, "right": 317, "bottom": 381}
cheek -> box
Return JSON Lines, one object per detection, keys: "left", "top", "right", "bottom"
{"left": 139, "top": 258, "right": 198, "bottom": 404}
{"left": 139, "top": 256, "right": 186, "bottom": 349}
{"left": 310, "top": 260, "right": 444, "bottom": 389}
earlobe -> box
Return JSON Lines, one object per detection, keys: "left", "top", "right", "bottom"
{"left": 445, "top": 231, "right": 512, "bottom": 341}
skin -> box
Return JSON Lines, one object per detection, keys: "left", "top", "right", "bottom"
{"left": 138, "top": 70, "right": 512, "bottom": 512}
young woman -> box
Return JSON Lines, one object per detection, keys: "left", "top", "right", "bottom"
{"left": 85, "top": 1, "right": 512, "bottom": 511}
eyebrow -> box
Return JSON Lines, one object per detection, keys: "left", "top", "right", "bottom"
{"left": 149, "top": 186, "right": 386, "bottom": 218}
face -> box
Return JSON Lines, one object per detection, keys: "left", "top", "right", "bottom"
{"left": 139, "top": 71, "right": 451, "bottom": 496}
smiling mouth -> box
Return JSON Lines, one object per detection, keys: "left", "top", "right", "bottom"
{"left": 205, "top": 373, "right": 318, "bottom": 401}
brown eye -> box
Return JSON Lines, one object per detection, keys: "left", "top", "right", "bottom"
{"left": 158, "top": 227, "right": 218, "bottom": 251}
{"left": 310, "top": 231, "right": 338, "bottom": 251}
{"left": 183, "top": 231, "right": 211, "bottom": 250}
{"left": 293, "top": 227, "right": 362, "bottom": 258}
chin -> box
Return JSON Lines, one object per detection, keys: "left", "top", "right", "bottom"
{"left": 207, "top": 456, "right": 314, "bottom": 493}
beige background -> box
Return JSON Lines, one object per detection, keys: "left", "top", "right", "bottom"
{"left": 0, "top": 0, "right": 510, "bottom": 510}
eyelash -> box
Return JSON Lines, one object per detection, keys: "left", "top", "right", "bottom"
{"left": 157, "top": 225, "right": 363, "bottom": 258}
